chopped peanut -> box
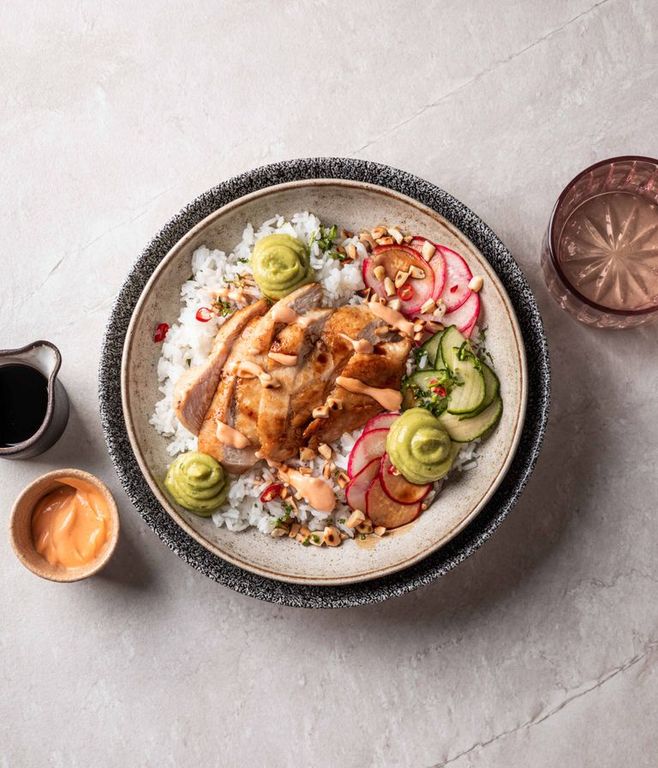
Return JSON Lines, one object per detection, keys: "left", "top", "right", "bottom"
{"left": 299, "top": 447, "right": 316, "bottom": 461}
{"left": 359, "top": 231, "right": 376, "bottom": 251}
{"left": 374, "top": 526, "right": 386, "bottom": 537}
{"left": 339, "top": 532, "right": 349, "bottom": 540}
{"left": 340, "top": 229, "right": 353, "bottom": 239}
{"left": 356, "top": 519, "right": 373, "bottom": 534}
{"left": 468, "top": 275, "right": 484, "bottom": 292}
{"left": 387, "top": 297, "right": 402, "bottom": 312}
{"left": 317, "top": 443, "right": 332, "bottom": 460}
{"left": 327, "top": 397, "right": 342, "bottom": 411}
{"left": 376, "top": 236, "right": 394, "bottom": 246}
{"left": 409, "top": 266, "right": 426, "bottom": 280}
{"left": 387, "top": 227, "right": 404, "bottom": 244}
{"left": 271, "top": 526, "right": 288, "bottom": 538}
{"left": 289, "top": 522, "right": 301, "bottom": 538}
{"left": 323, "top": 526, "right": 341, "bottom": 547}
{"left": 346, "top": 509, "right": 366, "bottom": 528}
{"left": 384, "top": 276, "right": 396, "bottom": 297}
{"left": 336, "top": 471, "right": 350, "bottom": 489}
{"left": 371, "top": 226, "right": 387, "bottom": 240}
{"left": 420, "top": 298, "right": 436, "bottom": 314}
{"left": 345, "top": 243, "right": 357, "bottom": 261}
{"left": 394, "top": 270, "right": 409, "bottom": 288}
{"left": 421, "top": 241, "right": 436, "bottom": 261}
{"left": 312, "top": 405, "right": 330, "bottom": 418}
{"left": 298, "top": 466, "right": 313, "bottom": 476}
{"left": 373, "top": 264, "right": 386, "bottom": 281}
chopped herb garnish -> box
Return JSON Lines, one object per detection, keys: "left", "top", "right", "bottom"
{"left": 212, "top": 298, "right": 234, "bottom": 317}
{"left": 311, "top": 534, "right": 321, "bottom": 544}
{"left": 301, "top": 537, "right": 311, "bottom": 547}
{"left": 338, "top": 517, "right": 346, "bottom": 524}
{"left": 310, "top": 224, "right": 338, "bottom": 253}
{"left": 359, "top": 534, "right": 367, "bottom": 541}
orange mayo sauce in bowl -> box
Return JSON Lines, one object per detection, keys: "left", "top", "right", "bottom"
{"left": 10, "top": 469, "right": 119, "bottom": 582}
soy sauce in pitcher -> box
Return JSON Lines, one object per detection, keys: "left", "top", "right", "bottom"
{"left": 0, "top": 364, "right": 49, "bottom": 446}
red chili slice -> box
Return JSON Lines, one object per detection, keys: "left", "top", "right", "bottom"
{"left": 153, "top": 323, "right": 169, "bottom": 343}
{"left": 260, "top": 483, "right": 284, "bottom": 503}
{"left": 398, "top": 284, "right": 414, "bottom": 302}
{"left": 196, "top": 307, "right": 213, "bottom": 322}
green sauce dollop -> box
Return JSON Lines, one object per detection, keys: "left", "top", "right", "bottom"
{"left": 386, "top": 408, "right": 455, "bottom": 485}
{"left": 164, "top": 451, "right": 229, "bottom": 516}
{"left": 251, "top": 234, "right": 313, "bottom": 299}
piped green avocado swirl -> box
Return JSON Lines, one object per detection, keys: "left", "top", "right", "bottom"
{"left": 164, "top": 451, "right": 229, "bottom": 516}
{"left": 251, "top": 234, "right": 313, "bottom": 299}
{"left": 386, "top": 408, "right": 455, "bottom": 485}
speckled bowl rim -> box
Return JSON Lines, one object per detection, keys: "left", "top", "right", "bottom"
{"left": 99, "top": 157, "right": 550, "bottom": 608}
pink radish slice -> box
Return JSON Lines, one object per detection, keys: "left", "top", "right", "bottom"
{"left": 410, "top": 237, "right": 447, "bottom": 300}
{"left": 362, "top": 412, "right": 399, "bottom": 434}
{"left": 362, "top": 245, "right": 434, "bottom": 315}
{"left": 379, "top": 454, "right": 431, "bottom": 504}
{"left": 347, "top": 428, "right": 388, "bottom": 478}
{"left": 345, "top": 458, "right": 380, "bottom": 512}
{"left": 443, "top": 291, "right": 480, "bottom": 336}
{"left": 439, "top": 247, "right": 473, "bottom": 311}
{"left": 365, "top": 477, "right": 422, "bottom": 530}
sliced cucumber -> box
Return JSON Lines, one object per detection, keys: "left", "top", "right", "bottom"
{"left": 439, "top": 325, "right": 466, "bottom": 373}
{"left": 409, "top": 369, "right": 444, "bottom": 391}
{"left": 447, "top": 361, "right": 485, "bottom": 414}
{"left": 419, "top": 330, "right": 444, "bottom": 369}
{"left": 471, "top": 362, "right": 499, "bottom": 416}
{"left": 439, "top": 396, "right": 503, "bottom": 442}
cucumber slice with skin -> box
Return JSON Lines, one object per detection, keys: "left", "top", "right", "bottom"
{"left": 409, "top": 369, "right": 446, "bottom": 391}
{"left": 471, "top": 362, "right": 499, "bottom": 416}
{"left": 419, "top": 330, "right": 444, "bottom": 369}
{"left": 447, "top": 360, "right": 485, "bottom": 414}
{"left": 440, "top": 325, "right": 466, "bottom": 372}
{"left": 440, "top": 324, "right": 485, "bottom": 415}
{"left": 439, "top": 396, "right": 503, "bottom": 442}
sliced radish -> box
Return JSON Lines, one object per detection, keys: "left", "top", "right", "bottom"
{"left": 439, "top": 247, "right": 473, "bottom": 312}
{"left": 365, "top": 477, "right": 422, "bottom": 530}
{"left": 443, "top": 291, "right": 480, "bottom": 336}
{"left": 380, "top": 454, "right": 431, "bottom": 504}
{"left": 363, "top": 412, "right": 399, "bottom": 434}
{"left": 347, "top": 428, "right": 388, "bottom": 478}
{"left": 362, "top": 245, "right": 434, "bottom": 315}
{"left": 410, "top": 237, "right": 447, "bottom": 301}
{"left": 345, "top": 459, "right": 380, "bottom": 512}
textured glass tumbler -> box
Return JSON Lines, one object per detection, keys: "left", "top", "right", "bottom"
{"left": 541, "top": 156, "right": 658, "bottom": 328}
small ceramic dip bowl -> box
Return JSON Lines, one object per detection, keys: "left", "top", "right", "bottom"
{"left": 10, "top": 468, "right": 119, "bottom": 582}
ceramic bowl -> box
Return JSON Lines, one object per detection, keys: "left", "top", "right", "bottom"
{"left": 100, "top": 158, "right": 550, "bottom": 607}
{"left": 10, "top": 468, "right": 120, "bottom": 582}
{"left": 121, "top": 180, "right": 527, "bottom": 586}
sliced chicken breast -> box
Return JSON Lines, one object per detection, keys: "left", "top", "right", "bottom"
{"left": 197, "top": 315, "right": 264, "bottom": 473}
{"left": 257, "top": 308, "right": 332, "bottom": 461}
{"left": 173, "top": 300, "right": 269, "bottom": 435}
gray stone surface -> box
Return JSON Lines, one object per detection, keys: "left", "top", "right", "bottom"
{"left": 1, "top": 1, "right": 656, "bottom": 766}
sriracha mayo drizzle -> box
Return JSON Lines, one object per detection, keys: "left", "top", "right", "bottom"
{"left": 215, "top": 421, "right": 250, "bottom": 448}
{"left": 284, "top": 469, "right": 336, "bottom": 513}
{"left": 264, "top": 459, "right": 336, "bottom": 513}
{"left": 31, "top": 477, "right": 110, "bottom": 568}
{"left": 367, "top": 298, "right": 415, "bottom": 337}
{"left": 268, "top": 351, "right": 298, "bottom": 366}
{"left": 336, "top": 376, "right": 402, "bottom": 411}
{"left": 339, "top": 333, "right": 374, "bottom": 354}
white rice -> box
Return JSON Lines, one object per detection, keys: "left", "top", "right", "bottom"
{"left": 150, "top": 212, "right": 479, "bottom": 537}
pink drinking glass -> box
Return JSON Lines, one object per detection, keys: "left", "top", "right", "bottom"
{"left": 541, "top": 155, "right": 658, "bottom": 328}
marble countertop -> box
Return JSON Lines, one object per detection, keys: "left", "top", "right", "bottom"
{"left": 2, "top": 2, "right": 657, "bottom": 766}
